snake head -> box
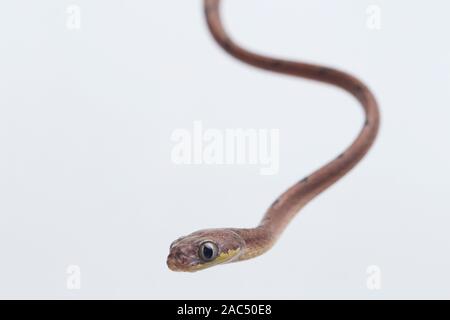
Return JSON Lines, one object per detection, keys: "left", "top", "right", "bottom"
{"left": 167, "top": 229, "right": 245, "bottom": 272}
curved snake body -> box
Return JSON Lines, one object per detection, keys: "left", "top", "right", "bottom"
{"left": 167, "top": 0, "right": 380, "bottom": 272}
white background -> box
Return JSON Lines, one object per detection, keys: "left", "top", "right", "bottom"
{"left": 0, "top": 0, "right": 449, "bottom": 299}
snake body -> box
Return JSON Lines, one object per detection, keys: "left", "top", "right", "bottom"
{"left": 167, "top": 0, "right": 380, "bottom": 272}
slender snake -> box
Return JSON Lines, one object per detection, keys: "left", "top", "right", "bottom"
{"left": 167, "top": 0, "right": 380, "bottom": 272}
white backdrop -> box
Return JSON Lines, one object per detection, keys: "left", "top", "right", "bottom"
{"left": 1, "top": 0, "right": 449, "bottom": 299}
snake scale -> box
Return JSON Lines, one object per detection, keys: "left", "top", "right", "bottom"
{"left": 167, "top": 0, "right": 380, "bottom": 272}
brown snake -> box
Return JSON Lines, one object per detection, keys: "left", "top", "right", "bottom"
{"left": 167, "top": 0, "right": 380, "bottom": 272}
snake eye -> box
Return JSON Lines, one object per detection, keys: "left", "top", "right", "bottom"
{"left": 199, "top": 242, "right": 218, "bottom": 262}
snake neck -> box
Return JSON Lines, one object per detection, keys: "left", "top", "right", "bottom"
{"left": 231, "top": 227, "right": 277, "bottom": 261}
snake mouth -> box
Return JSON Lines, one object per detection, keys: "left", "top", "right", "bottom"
{"left": 167, "top": 259, "right": 182, "bottom": 272}
{"left": 167, "top": 247, "right": 242, "bottom": 272}
{"left": 166, "top": 253, "right": 183, "bottom": 272}
{"left": 166, "top": 252, "right": 198, "bottom": 272}
{"left": 167, "top": 259, "right": 200, "bottom": 272}
{"left": 166, "top": 254, "right": 176, "bottom": 271}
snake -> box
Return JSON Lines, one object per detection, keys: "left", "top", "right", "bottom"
{"left": 167, "top": 0, "right": 380, "bottom": 272}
